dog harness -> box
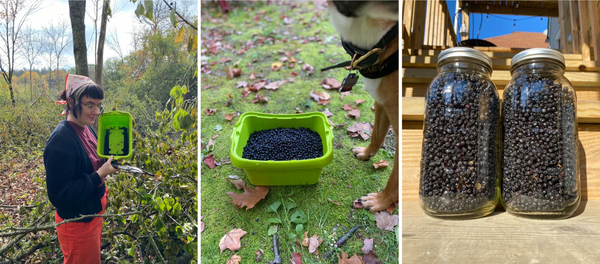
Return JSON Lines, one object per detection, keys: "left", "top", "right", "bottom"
{"left": 321, "top": 23, "right": 399, "bottom": 91}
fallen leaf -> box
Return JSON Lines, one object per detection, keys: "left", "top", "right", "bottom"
{"left": 373, "top": 160, "right": 389, "bottom": 169}
{"left": 206, "top": 139, "right": 215, "bottom": 152}
{"left": 338, "top": 251, "right": 363, "bottom": 264}
{"left": 342, "top": 104, "right": 353, "bottom": 111}
{"left": 219, "top": 229, "right": 247, "bottom": 253}
{"left": 310, "top": 91, "right": 330, "bottom": 102}
{"left": 236, "top": 81, "right": 248, "bottom": 88}
{"left": 205, "top": 108, "right": 217, "bottom": 116}
{"left": 213, "top": 134, "right": 219, "bottom": 139}
{"left": 308, "top": 235, "right": 321, "bottom": 253}
{"left": 328, "top": 119, "right": 335, "bottom": 127}
{"left": 291, "top": 252, "right": 302, "bottom": 264}
{"left": 232, "top": 68, "right": 242, "bottom": 77}
{"left": 265, "top": 80, "right": 287, "bottom": 90}
{"left": 317, "top": 99, "right": 330, "bottom": 106}
{"left": 250, "top": 81, "right": 266, "bottom": 91}
{"left": 322, "top": 110, "right": 334, "bottom": 117}
{"left": 280, "top": 57, "right": 289, "bottom": 63}
{"left": 227, "top": 186, "right": 269, "bottom": 210}
{"left": 348, "top": 109, "right": 361, "bottom": 119}
{"left": 201, "top": 215, "right": 205, "bottom": 233}
{"left": 347, "top": 122, "right": 373, "bottom": 140}
{"left": 251, "top": 94, "right": 269, "bottom": 104}
{"left": 226, "top": 67, "right": 234, "bottom": 79}
{"left": 255, "top": 249, "right": 264, "bottom": 262}
{"left": 320, "top": 78, "right": 341, "bottom": 90}
{"left": 250, "top": 72, "right": 256, "bottom": 80}
{"left": 215, "top": 125, "right": 223, "bottom": 131}
{"left": 227, "top": 178, "right": 246, "bottom": 189}
{"left": 355, "top": 99, "right": 365, "bottom": 105}
{"left": 271, "top": 62, "right": 283, "bottom": 71}
{"left": 375, "top": 212, "right": 398, "bottom": 231}
{"left": 301, "top": 231, "right": 309, "bottom": 247}
{"left": 326, "top": 198, "right": 341, "bottom": 206}
{"left": 319, "top": 49, "right": 325, "bottom": 53}
{"left": 203, "top": 154, "right": 216, "bottom": 169}
{"left": 371, "top": 105, "right": 375, "bottom": 111}
{"left": 290, "top": 72, "right": 298, "bottom": 77}
{"left": 219, "top": 58, "right": 233, "bottom": 63}
{"left": 226, "top": 254, "right": 241, "bottom": 264}
{"left": 288, "top": 77, "right": 296, "bottom": 83}
{"left": 225, "top": 113, "right": 235, "bottom": 121}
{"left": 302, "top": 63, "right": 314, "bottom": 75}
{"left": 362, "top": 238, "right": 374, "bottom": 254}
{"left": 363, "top": 251, "right": 380, "bottom": 264}
{"left": 340, "top": 91, "right": 352, "bottom": 100}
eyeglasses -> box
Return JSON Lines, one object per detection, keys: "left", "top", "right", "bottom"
{"left": 82, "top": 103, "right": 104, "bottom": 113}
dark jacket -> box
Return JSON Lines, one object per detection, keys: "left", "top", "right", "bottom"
{"left": 44, "top": 120, "right": 105, "bottom": 222}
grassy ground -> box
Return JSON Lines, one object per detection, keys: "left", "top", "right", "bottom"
{"left": 200, "top": 1, "right": 398, "bottom": 263}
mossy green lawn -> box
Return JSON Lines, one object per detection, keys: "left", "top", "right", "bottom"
{"left": 200, "top": 1, "right": 398, "bottom": 263}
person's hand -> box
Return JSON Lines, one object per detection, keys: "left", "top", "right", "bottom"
{"left": 97, "top": 155, "right": 119, "bottom": 180}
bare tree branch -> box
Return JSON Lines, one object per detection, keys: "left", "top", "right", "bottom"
{"left": 162, "top": 0, "right": 197, "bottom": 30}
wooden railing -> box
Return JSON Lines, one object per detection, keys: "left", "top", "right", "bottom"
{"left": 403, "top": 0, "right": 457, "bottom": 51}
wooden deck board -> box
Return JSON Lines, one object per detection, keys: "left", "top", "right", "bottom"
{"left": 403, "top": 200, "right": 600, "bottom": 264}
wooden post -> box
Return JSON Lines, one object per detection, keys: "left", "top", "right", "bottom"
{"left": 578, "top": 0, "right": 591, "bottom": 61}
{"left": 412, "top": 0, "right": 427, "bottom": 51}
{"left": 425, "top": 0, "right": 435, "bottom": 46}
{"left": 569, "top": 0, "right": 581, "bottom": 54}
{"left": 436, "top": 0, "right": 443, "bottom": 46}
{"left": 403, "top": 0, "right": 415, "bottom": 49}
{"left": 588, "top": 0, "right": 600, "bottom": 61}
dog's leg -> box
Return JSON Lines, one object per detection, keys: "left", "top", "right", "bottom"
{"left": 355, "top": 70, "right": 399, "bottom": 212}
{"left": 351, "top": 101, "right": 389, "bottom": 160}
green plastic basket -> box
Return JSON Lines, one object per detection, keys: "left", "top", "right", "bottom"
{"left": 97, "top": 111, "right": 133, "bottom": 161}
{"left": 230, "top": 112, "right": 334, "bottom": 185}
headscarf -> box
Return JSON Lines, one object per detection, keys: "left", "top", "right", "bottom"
{"left": 56, "top": 74, "right": 97, "bottom": 115}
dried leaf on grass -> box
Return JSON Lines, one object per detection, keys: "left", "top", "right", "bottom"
{"left": 347, "top": 122, "right": 373, "bottom": 140}
{"left": 205, "top": 108, "right": 217, "bottom": 116}
{"left": 362, "top": 238, "right": 374, "bottom": 254}
{"left": 251, "top": 94, "right": 269, "bottom": 104}
{"left": 200, "top": 215, "right": 205, "bottom": 233}
{"left": 342, "top": 104, "right": 354, "bottom": 111}
{"left": 322, "top": 110, "right": 334, "bottom": 117}
{"left": 226, "top": 254, "right": 241, "bottom": 264}
{"left": 206, "top": 139, "right": 215, "bottom": 152}
{"left": 225, "top": 113, "right": 235, "bottom": 121}
{"left": 338, "top": 251, "right": 363, "bottom": 264}
{"left": 271, "top": 62, "right": 283, "bottom": 71}
{"left": 227, "top": 186, "right": 269, "bottom": 210}
{"left": 348, "top": 109, "right": 361, "bottom": 119}
{"left": 320, "top": 78, "right": 341, "bottom": 90}
{"left": 355, "top": 99, "right": 365, "bottom": 105}
{"left": 250, "top": 71, "right": 256, "bottom": 80}
{"left": 373, "top": 160, "right": 389, "bottom": 169}
{"left": 203, "top": 154, "right": 216, "bottom": 169}
{"left": 236, "top": 81, "right": 248, "bottom": 88}
{"left": 255, "top": 249, "right": 264, "bottom": 262}
{"left": 219, "top": 229, "right": 247, "bottom": 253}
{"left": 291, "top": 252, "right": 303, "bottom": 264}
{"left": 310, "top": 91, "right": 330, "bottom": 102}
{"left": 386, "top": 201, "right": 399, "bottom": 214}
{"left": 375, "top": 212, "right": 398, "bottom": 231}
{"left": 340, "top": 91, "right": 352, "bottom": 100}
{"left": 302, "top": 63, "right": 314, "bottom": 75}
{"left": 308, "top": 235, "right": 322, "bottom": 254}
{"left": 227, "top": 178, "right": 246, "bottom": 189}
{"left": 250, "top": 81, "right": 266, "bottom": 91}
{"left": 363, "top": 251, "right": 380, "bottom": 264}
{"left": 265, "top": 80, "right": 287, "bottom": 90}
{"left": 318, "top": 100, "right": 330, "bottom": 106}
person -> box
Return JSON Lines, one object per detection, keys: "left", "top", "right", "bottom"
{"left": 44, "top": 74, "right": 119, "bottom": 264}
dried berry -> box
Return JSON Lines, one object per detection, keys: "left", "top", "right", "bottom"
{"left": 419, "top": 72, "right": 500, "bottom": 214}
{"left": 243, "top": 127, "right": 323, "bottom": 161}
{"left": 502, "top": 73, "right": 578, "bottom": 213}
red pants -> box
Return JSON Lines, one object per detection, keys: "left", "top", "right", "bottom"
{"left": 55, "top": 188, "right": 108, "bottom": 264}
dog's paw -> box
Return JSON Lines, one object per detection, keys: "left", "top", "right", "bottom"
{"left": 354, "top": 193, "right": 390, "bottom": 213}
{"left": 351, "top": 147, "right": 374, "bottom": 161}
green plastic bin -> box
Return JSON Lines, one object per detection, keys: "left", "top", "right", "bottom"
{"left": 97, "top": 111, "right": 133, "bottom": 161}
{"left": 230, "top": 112, "right": 334, "bottom": 185}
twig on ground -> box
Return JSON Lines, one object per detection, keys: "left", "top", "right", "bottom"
{"left": 269, "top": 234, "right": 281, "bottom": 264}
{"left": 323, "top": 225, "right": 361, "bottom": 259}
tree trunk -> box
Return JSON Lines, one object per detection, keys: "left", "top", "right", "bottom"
{"left": 96, "top": 0, "right": 110, "bottom": 86}
{"left": 69, "top": 0, "right": 88, "bottom": 77}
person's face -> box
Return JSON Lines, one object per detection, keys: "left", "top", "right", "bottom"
{"left": 69, "top": 95, "right": 103, "bottom": 126}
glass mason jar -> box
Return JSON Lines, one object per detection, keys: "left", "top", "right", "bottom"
{"left": 419, "top": 47, "right": 500, "bottom": 218}
{"left": 501, "top": 48, "right": 580, "bottom": 218}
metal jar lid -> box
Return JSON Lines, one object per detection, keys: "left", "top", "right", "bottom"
{"left": 437, "top": 47, "right": 493, "bottom": 73}
{"left": 510, "top": 48, "right": 565, "bottom": 72}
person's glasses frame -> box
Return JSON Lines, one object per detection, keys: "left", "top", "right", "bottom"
{"left": 82, "top": 103, "right": 104, "bottom": 114}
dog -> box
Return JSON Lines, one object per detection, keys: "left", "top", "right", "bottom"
{"left": 327, "top": 0, "right": 399, "bottom": 212}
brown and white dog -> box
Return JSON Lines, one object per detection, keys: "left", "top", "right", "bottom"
{"left": 327, "top": 0, "right": 399, "bottom": 212}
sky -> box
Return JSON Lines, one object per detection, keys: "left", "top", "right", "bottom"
{"left": 18, "top": 0, "right": 143, "bottom": 71}
{"left": 445, "top": 0, "right": 549, "bottom": 42}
